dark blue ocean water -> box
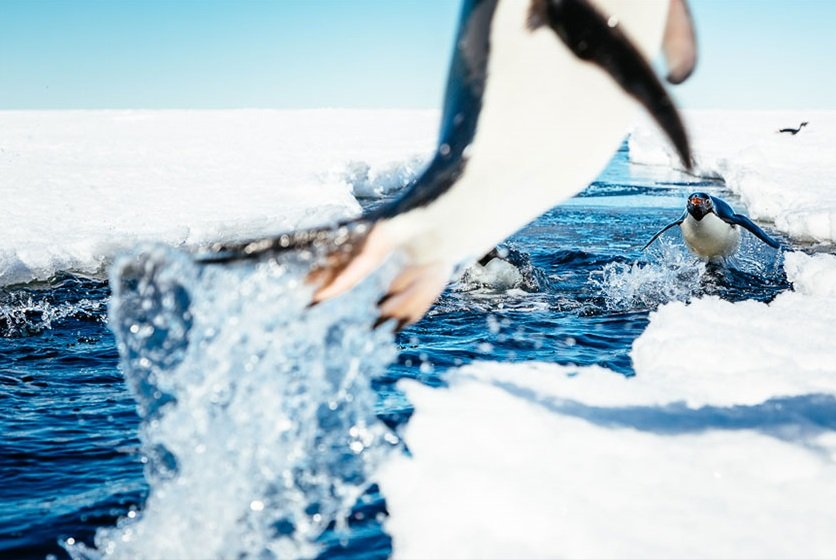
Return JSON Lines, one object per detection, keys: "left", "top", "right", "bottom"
{"left": 0, "top": 145, "right": 790, "bottom": 559}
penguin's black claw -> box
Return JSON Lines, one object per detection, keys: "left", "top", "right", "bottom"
{"left": 373, "top": 315, "right": 409, "bottom": 333}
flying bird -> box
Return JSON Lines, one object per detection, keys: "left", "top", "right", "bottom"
{"left": 204, "top": 0, "right": 697, "bottom": 328}
{"left": 778, "top": 122, "right": 808, "bottom": 135}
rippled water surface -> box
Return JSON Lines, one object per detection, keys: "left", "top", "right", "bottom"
{"left": 0, "top": 146, "right": 790, "bottom": 558}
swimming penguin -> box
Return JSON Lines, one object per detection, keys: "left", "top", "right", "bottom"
{"left": 778, "top": 122, "right": 808, "bottom": 135}
{"left": 461, "top": 245, "right": 547, "bottom": 292}
{"left": 204, "top": 0, "right": 697, "bottom": 328}
{"left": 642, "top": 192, "right": 780, "bottom": 259}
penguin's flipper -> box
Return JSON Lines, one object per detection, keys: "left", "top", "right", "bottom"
{"left": 727, "top": 214, "right": 781, "bottom": 249}
{"left": 641, "top": 213, "right": 686, "bottom": 250}
{"left": 710, "top": 196, "right": 780, "bottom": 249}
{"left": 544, "top": 0, "right": 692, "bottom": 170}
{"left": 662, "top": 0, "right": 697, "bottom": 84}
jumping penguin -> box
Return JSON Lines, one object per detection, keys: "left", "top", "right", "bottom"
{"left": 204, "top": 0, "right": 698, "bottom": 328}
{"left": 642, "top": 192, "right": 781, "bottom": 259}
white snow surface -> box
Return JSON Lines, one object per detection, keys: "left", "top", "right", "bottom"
{"left": 633, "top": 251, "right": 836, "bottom": 407}
{"left": 0, "top": 110, "right": 436, "bottom": 285}
{"left": 630, "top": 111, "right": 836, "bottom": 243}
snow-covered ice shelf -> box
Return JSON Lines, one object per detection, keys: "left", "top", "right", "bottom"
{"left": 0, "top": 109, "right": 436, "bottom": 285}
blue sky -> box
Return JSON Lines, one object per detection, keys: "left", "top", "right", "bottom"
{"left": 1, "top": 0, "right": 834, "bottom": 110}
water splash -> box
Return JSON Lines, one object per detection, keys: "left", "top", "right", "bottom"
{"left": 0, "top": 293, "right": 104, "bottom": 337}
{"left": 65, "top": 244, "right": 401, "bottom": 559}
{"left": 341, "top": 155, "right": 429, "bottom": 199}
{"left": 590, "top": 240, "right": 706, "bottom": 311}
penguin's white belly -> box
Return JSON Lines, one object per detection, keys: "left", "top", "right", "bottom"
{"left": 681, "top": 213, "right": 740, "bottom": 258}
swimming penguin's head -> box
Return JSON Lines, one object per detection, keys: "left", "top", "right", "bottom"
{"left": 687, "top": 192, "right": 713, "bottom": 221}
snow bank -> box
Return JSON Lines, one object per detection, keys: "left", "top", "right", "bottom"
{"left": 380, "top": 252, "right": 836, "bottom": 558}
{"left": 630, "top": 111, "right": 836, "bottom": 243}
{"left": 0, "top": 110, "right": 436, "bottom": 285}
{"left": 633, "top": 251, "right": 836, "bottom": 406}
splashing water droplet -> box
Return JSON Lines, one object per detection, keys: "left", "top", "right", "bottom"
{"left": 590, "top": 240, "right": 706, "bottom": 311}
{"left": 67, "top": 244, "right": 402, "bottom": 559}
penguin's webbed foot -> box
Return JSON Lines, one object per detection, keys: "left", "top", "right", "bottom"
{"left": 374, "top": 262, "right": 449, "bottom": 331}
{"left": 310, "top": 224, "right": 393, "bottom": 304}
{"left": 309, "top": 224, "right": 449, "bottom": 331}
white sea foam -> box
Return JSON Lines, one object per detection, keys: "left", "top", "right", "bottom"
{"left": 0, "top": 293, "right": 104, "bottom": 336}
{"left": 630, "top": 111, "right": 836, "bottom": 244}
{"left": 592, "top": 239, "right": 706, "bottom": 310}
{"left": 0, "top": 110, "right": 436, "bottom": 286}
